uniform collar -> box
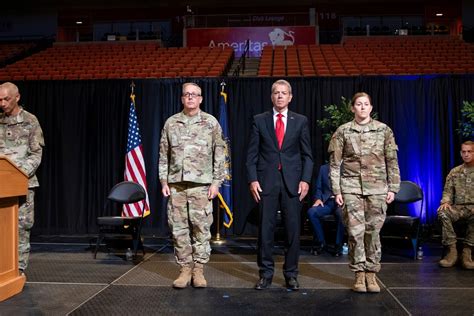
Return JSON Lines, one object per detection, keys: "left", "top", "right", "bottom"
{"left": 0, "top": 107, "right": 25, "bottom": 124}
{"left": 177, "top": 110, "right": 202, "bottom": 124}
{"left": 350, "top": 119, "right": 376, "bottom": 132}
{"left": 462, "top": 163, "right": 474, "bottom": 172}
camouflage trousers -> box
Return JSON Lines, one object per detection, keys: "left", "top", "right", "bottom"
{"left": 342, "top": 193, "right": 387, "bottom": 273}
{"left": 438, "top": 204, "right": 474, "bottom": 246}
{"left": 19, "top": 189, "right": 35, "bottom": 271}
{"left": 167, "top": 183, "right": 213, "bottom": 267}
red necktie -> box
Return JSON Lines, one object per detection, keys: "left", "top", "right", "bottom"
{"left": 275, "top": 113, "right": 284, "bottom": 149}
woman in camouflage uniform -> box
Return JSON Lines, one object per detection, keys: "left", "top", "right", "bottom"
{"left": 328, "top": 92, "right": 400, "bottom": 293}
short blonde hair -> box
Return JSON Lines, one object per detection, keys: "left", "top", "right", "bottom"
{"left": 182, "top": 82, "right": 202, "bottom": 95}
{"left": 271, "top": 79, "right": 292, "bottom": 94}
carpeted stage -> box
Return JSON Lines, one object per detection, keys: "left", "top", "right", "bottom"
{"left": 0, "top": 237, "right": 473, "bottom": 316}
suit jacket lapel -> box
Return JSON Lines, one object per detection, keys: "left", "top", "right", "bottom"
{"left": 282, "top": 111, "right": 296, "bottom": 150}
{"left": 265, "top": 111, "right": 279, "bottom": 149}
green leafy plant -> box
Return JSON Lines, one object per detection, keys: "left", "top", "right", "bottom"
{"left": 317, "top": 97, "right": 353, "bottom": 142}
{"left": 458, "top": 101, "right": 474, "bottom": 139}
{"left": 317, "top": 96, "right": 378, "bottom": 142}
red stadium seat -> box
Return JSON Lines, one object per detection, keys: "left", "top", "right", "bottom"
{"left": 2, "top": 43, "right": 233, "bottom": 80}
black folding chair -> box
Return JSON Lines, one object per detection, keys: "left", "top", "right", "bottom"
{"left": 381, "top": 180, "right": 424, "bottom": 259}
{"left": 94, "top": 181, "right": 147, "bottom": 259}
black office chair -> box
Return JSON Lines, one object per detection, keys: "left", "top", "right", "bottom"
{"left": 94, "top": 181, "right": 147, "bottom": 259}
{"left": 381, "top": 181, "right": 424, "bottom": 259}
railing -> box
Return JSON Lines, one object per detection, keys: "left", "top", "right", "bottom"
{"left": 232, "top": 39, "right": 250, "bottom": 77}
{"left": 184, "top": 13, "right": 309, "bottom": 28}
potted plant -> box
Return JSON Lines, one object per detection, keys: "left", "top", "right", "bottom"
{"left": 458, "top": 101, "right": 474, "bottom": 140}
{"left": 317, "top": 96, "right": 377, "bottom": 142}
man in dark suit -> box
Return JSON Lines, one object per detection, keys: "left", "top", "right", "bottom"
{"left": 307, "top": 164, "right": 345, "bottom": 256}
{"left": 246, "top": 79, "right": 313, "bottom": 290}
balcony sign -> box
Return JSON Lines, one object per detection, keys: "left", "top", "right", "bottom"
{"left": 186, "top": 26, "right": 316, "bottom": 57}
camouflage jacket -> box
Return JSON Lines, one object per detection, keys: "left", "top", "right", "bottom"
{"left": 328, "top": 119, "right": 400, "bottom": 195}
{"left": 441, "top": 164, "right": 474, "bottom": 205}
{"left": 0, "top": 107, "right": 44, "bottom": 188}
{"left": 159, "top": 110, "right": 226, "bottom": 187}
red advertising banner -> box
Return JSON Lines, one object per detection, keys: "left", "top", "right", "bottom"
{"left": 185, "top": 26, "right": 316, "bottom": 57}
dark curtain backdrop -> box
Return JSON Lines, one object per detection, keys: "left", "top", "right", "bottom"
{"left": 15, "top": 75, "right": 473, "bottom": 236}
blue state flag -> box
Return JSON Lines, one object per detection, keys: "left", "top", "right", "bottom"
{"left": 217, "top": 91, "right": 233, "bottom": 228}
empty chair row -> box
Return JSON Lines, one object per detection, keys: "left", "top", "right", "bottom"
{"left": 0, "top": 69, "right": 225, "bottom": 81}
{"left": 258, "top": 38, "right": 474, "bottom": 77}
{"left": 1, "top": 44, "right": 234, "bottom": 80}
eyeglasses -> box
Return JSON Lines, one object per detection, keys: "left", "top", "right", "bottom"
{"left": 182, "top": 92, "right": 201, "bottom": 98}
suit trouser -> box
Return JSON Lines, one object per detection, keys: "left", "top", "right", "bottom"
{"left": 258, "top": 171, "right": 301, "bottom": 279}
{"left": 307, "top": 199, "right": 345, "bottom": 246}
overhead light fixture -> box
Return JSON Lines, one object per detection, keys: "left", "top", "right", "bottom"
{"left": 435, "top": 13, "right": 443, "bottom": 17}
{"left": 76, "top": 21, "right": 83, "bottom": 25}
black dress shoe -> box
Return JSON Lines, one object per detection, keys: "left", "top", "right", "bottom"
{"left": 285, "top": 277, "right": 299, "bottom": 290}
{"left": 311, "top": 245, "right": 326, "bottom": 256}
{"left": 333, "top": 246, "right": 343, "bottom": 257}
{"left": 255, "top": 277, "right": 272, "bottom": 290}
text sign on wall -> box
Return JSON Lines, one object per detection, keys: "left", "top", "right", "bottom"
{"left": 186, "top": 26, "right": 316, "bottom": 57}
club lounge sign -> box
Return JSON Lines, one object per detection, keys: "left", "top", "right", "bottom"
{"left": 186, "top": 26, "right": 316, "bottom": 57}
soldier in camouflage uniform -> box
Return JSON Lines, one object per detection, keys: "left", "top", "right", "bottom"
{"left": 0, "top": 82, "right": 44, "bottom": 274}
{"left": 437, "top": 141, "right": 474, "bottom": 269}
{"left": 329, "top": 92, "right": 400, "bottom": 293}
{"left": 159, "top": 82, "right": 226, "bottom": 289}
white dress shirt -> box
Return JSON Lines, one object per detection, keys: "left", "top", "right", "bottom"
{"left": 272, "top": 108, "right": 288, "bottom": 133}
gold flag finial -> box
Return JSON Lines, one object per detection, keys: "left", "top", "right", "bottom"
{"left": 130, "top": 81, "right": 136, "bottom": 104}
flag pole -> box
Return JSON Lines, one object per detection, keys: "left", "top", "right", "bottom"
{"left": 212, "top": 202, "right": 225, "bottom": 244}
{"left": 212, "top": 80, "right": 228, "bottom": 245}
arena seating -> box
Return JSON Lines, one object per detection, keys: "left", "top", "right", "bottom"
{"left": 0, "top": 42, "right": 234, "bottom": 80}
{"left": 258, "top": 36, "right": 474, "bottom": 77}
{"left": 2, "top": 36, "right": 473, "bottom": 80}
{"left": 0, "top": 42, "right": 36, "bottom": 66}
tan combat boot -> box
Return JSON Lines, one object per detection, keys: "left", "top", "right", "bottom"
{"left": 173, "top": 264, "right": 193, "bottom": 288}
{"left": 352, "top": 271, "right": 367, "bottom": 293}
{"left": 439, "top": 244, "right": 458, "bottom": 268}
{"left": 461, "top": 246, "right": 474, "bottom": 270}
{"left": 365, "top": 272, "right": 381, "bottom": 293}
{"left": 192, "top": 263, "right": 207, "bottom": 288}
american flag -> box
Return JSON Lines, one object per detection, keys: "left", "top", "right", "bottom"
{"left": 123, "top": 92, "right": 150, "bottom": 217}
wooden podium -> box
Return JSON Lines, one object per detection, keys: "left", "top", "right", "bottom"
{"left": 0, "top": 155, "right": 27, "bottom": 301}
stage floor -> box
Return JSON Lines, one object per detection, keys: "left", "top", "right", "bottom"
{"left": 0, "top": 237, "right": 473, "bottom": 315}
